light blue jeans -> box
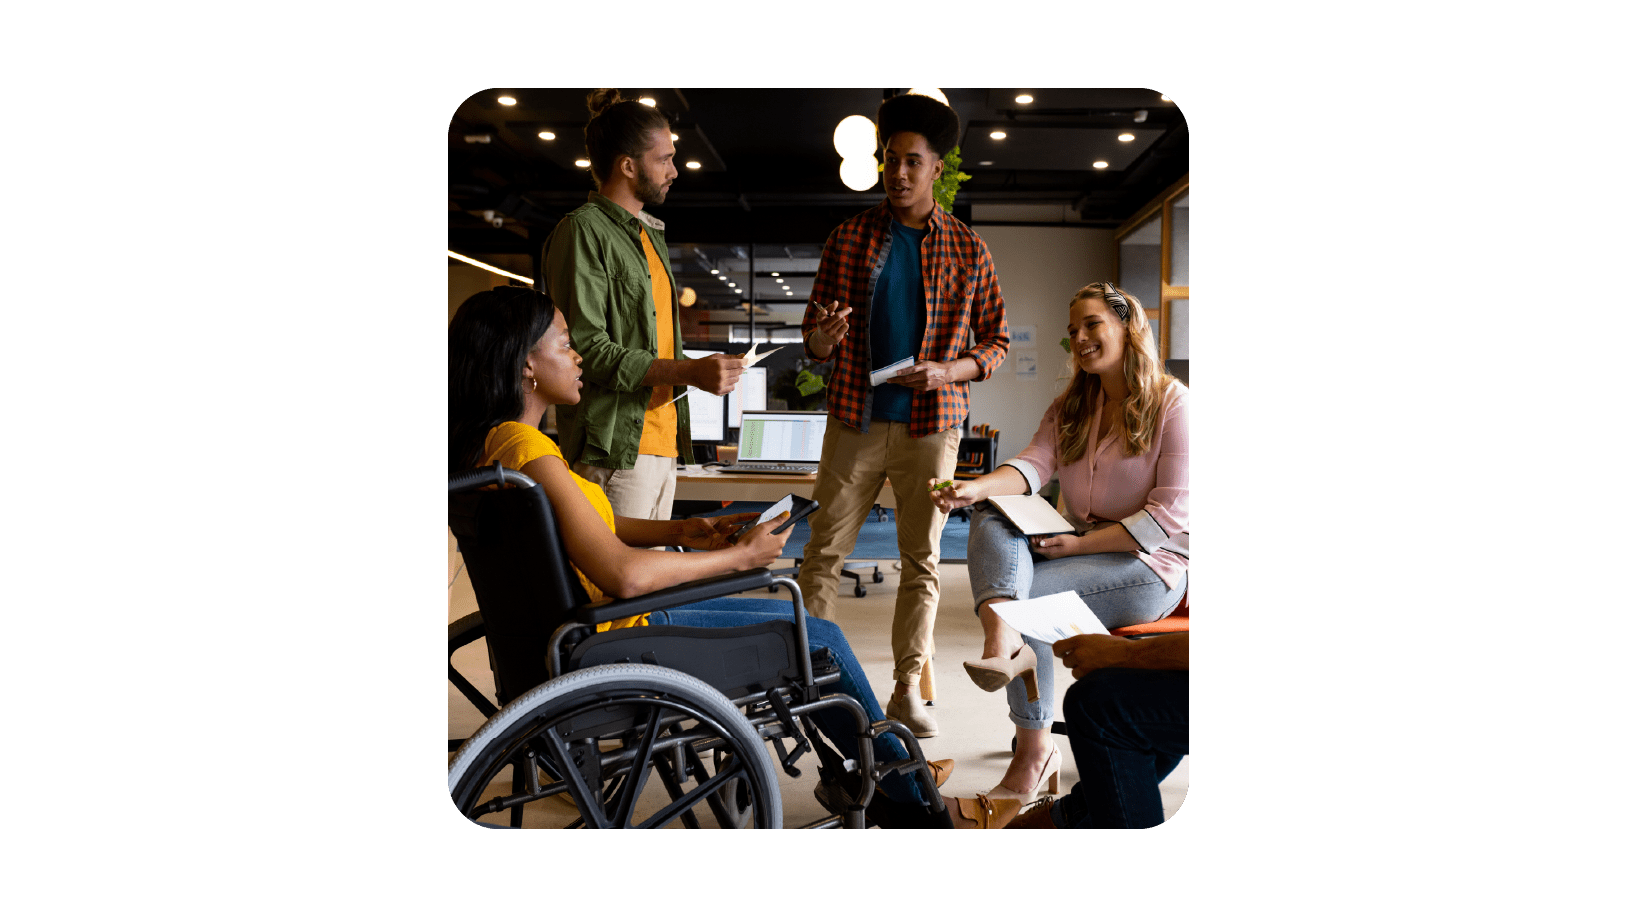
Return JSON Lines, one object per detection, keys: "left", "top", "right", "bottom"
{"left": 966, "top": 503, "right": 1187, "bottom": 729}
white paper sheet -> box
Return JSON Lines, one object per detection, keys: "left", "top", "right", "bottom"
{"left": 991, "top": 591, "right": 1109, "bottom": 644}
{"left": 870, "top": 356, "right": 916, "bottom": 387}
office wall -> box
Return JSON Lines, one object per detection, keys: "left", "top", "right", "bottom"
{"left": 968, "top": 225, "right": 1115, "bottom": 462}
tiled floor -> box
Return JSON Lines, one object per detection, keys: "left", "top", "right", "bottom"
{"left": 448, "top": 548, "right": 1187, "bottom": 828}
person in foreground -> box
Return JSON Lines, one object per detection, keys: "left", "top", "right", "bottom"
{"left": 930, "top": 282, "right": 1188, "bottom": 808}
{"left": 449, "top": 285, "right": 952, "bottom": 828}
{"left": 1009, "top": 632, "right": 1188, "bottom": 828}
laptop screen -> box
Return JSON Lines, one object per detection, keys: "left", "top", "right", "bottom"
{"left": 736, "top": 411, "right": 827, "bottom": 462}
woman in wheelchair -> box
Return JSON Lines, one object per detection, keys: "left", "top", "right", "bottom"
{"left": 450, "top": 285, "right": 952, "bottom": 827}
{"left": 929, "top": 282, "right": 1188, "bottom": 823}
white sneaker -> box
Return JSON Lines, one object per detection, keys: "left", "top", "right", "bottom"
{"left": 885, "top": 693, "right": 938, "bottom": 738}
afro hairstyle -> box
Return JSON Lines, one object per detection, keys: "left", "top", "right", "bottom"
{"left": 875, "top": 93, "right": 960, "bottom": 158}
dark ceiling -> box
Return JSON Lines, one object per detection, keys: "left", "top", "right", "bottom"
{"left": 448, "top": 87, "right": 1188, "bottom": 284}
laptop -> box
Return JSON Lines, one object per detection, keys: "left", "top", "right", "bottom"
{"left": 717, "top": 411, "right": 828, "bottom": 475}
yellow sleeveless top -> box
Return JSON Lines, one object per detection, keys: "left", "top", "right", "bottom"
{"left": 482, "top": 421, "right": 647, "bottom": 630}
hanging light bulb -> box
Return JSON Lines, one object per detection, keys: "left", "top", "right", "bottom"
{"left": 907, "top": 87, "right": 948, "bottom": 106}
{"left": 833, "top": 115, "right": 877, "bottom": 157}
{"left": 839, "top": 156, "right": 879, "bottom": 191}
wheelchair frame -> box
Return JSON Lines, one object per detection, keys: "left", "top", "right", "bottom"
{"left": 447, "top": 463, "right": 944, "bottom": 829}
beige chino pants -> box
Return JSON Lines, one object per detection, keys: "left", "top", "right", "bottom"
{"left": 573, "top": 454, "right": 678, "bottom": 523}
{"left": 796, "top": 420, "right": 961, "bottom": 687}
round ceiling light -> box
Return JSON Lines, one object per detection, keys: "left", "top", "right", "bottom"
{"left": 990, "top": 130, "right": 1007, "bottom": 140}
{"left": 680, "top": 287, "right": 697, "bottom": 307}
{"left": 574, "top": 159, "right": 590, "bottom": 168}
{"left": 1118, "top": 133, "right": 1135, "bottom": 142}
{"left": 538, "top": 131, "right": 555, "bottom": 140}
{"left": 833, "top": 115, "right": 877, "bottom": 157}
{"left": 498, "top": 95, "right": 516, "bottom": 106}
{"left": 638, "top": 97, "right": 656, "bottom": 107}
{"left": 839, "top": 156, "right": 879, "bottom": 191}
{"left": 1015, "top": 94, "right": 1033, "bottom": 104}
{"left": 1093, "top": 161, "right": 1109, "bottom": 169}
{"left": 907, "top": 87, "right": 949, "bottom": 106}
{"left": 685, "top": 161, "right": 701, "bottom": 169}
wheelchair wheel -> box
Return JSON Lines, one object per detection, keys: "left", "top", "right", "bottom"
{"left": 449, "top": 663, "right": 783, "bottom": 829}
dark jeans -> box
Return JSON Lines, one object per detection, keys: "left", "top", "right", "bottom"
{"left": 1051, "top": 668, "right": 1189, "bottom": 829}
{"left": 651, "top": 597, "right": 927, "bottom": 804}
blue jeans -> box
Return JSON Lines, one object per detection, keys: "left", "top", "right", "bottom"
{"left": 1051, "top": 668, "right": 1188, "bottom": 828}
{"left": 650, "top": 597, "right": 927, "bottom": 804}
{"left": 966, "top": 503, "right": 1187, "bottom": 729}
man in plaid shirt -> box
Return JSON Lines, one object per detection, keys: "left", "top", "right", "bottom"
{"left": 798, "top": 92, "right": 1009, "bottom": 737}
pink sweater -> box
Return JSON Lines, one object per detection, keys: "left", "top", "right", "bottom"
{"left": 1001, "top": 381, "right": 1189, "bottom": 588}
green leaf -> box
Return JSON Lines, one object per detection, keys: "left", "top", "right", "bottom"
{"left": 795, "top": 369, "right": 826, "bottom": 396}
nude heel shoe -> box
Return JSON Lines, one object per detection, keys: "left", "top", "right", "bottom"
{"left": 987, "top": 746, "right": 1062, "bottom": 801}
{"left": 962, "top": 644, "right": 1039, "bottom": 702}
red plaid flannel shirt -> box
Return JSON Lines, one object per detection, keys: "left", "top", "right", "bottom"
{"left": 802, "top": 202, "right": 1009, "bottom": 437}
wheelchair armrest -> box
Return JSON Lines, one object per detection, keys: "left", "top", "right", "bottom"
{"left": 573, "top": 568, "right": 778, "bottom": 622}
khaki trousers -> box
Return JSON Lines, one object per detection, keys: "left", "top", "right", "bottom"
{"left": 796, "top": 421, "right": 961, "bottom": 686}
{"left": 573, "top": 454, "right": 678, "bottom": 522}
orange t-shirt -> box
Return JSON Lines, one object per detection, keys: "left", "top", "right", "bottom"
{"left": 636, "top": 230, "right": 678, "bottom": 457}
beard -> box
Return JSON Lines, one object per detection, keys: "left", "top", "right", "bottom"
{"left": 634, "top": 171, "right": 670, "bottom": 207}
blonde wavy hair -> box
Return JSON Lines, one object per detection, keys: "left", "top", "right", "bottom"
{"left": 1056, "top": 282, "right": 1178, "bottom": 461}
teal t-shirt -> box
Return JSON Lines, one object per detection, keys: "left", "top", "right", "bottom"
{"left": 870, "top": 220, "right": 928, "bottom": 422}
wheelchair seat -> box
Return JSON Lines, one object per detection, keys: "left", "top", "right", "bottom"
{"left": 446, "top": 463, "right": 942, "bottom": 829}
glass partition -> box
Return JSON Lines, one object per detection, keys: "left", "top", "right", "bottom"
{"left": 1116, "top": 179, "right": 1189, "bottom": 384}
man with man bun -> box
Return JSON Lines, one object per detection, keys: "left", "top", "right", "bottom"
{"left": 798, "top": 91, "right": 1010, "bottom": 736}
{"left": 542, "top": 89, "right": 743, "bottom": 521}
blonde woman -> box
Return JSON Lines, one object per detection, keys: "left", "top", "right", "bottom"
{"left": 930, "top": 282, "right": 1188, "bottom": 808}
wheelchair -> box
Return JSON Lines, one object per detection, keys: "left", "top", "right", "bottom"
{"left": 448, "top": 464, "right": 945, "bottom": 829}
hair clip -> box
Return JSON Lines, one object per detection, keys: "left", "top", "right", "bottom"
{"left": 1102, "top": 283, "right": 1130, "bottom": 321}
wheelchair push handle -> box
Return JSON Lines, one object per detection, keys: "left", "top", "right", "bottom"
{"left": 449, "top": 462, "right": 537, "bottom": 493}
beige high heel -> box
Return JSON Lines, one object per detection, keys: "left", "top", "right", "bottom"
{"left": 962, "top": 644, "right": 1039, "bottom": 702}
{"left": 987, "top": 746, "right": 1062, "bottom": 801}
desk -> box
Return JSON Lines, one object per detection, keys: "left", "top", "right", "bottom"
{"left": 674, "top": 465, "right": 897, "bottom": 508}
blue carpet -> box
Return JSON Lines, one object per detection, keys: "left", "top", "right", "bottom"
{"left": 693, "top": 501, "right": 970, "bottom": 563}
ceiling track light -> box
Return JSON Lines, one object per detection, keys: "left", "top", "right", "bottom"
{"left": 448, "top": 250, "right": 533, "bottom": 285}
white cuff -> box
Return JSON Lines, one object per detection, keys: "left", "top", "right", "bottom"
{"left": 1000, "top": 460, "right": 1042, "bottom": 495}
{"left": 1120, "top": 509, "right": 1170, "bottom": 552}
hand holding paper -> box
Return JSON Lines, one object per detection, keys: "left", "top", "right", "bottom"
{"left": 870, "top": 356, "right": 916, "bottom": 387}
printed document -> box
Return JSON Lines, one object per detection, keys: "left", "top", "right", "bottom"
{"left": 991, "top": 591, "right": 1109, "bottom": 644}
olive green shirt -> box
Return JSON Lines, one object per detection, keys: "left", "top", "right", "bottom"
{"left": 542, "top": 192, "right": 691, "bottom": 469}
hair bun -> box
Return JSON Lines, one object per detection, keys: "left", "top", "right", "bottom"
{"left": 586, "top": 88, "right": 626, "bottom": 116}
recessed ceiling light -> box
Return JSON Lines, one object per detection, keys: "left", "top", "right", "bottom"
{"left": 711, "top": 269, "right": 719, "bottom": 275}
{"left": 1118, "top": 133, "right": 1135, "bottom": 142}
{"left": 1093, "top": 161, "right": 1109, "bottom": 169}
{"left": 1159, "top": 94, "right": 1171, "bottom": 102}
{"left": 538, "top": 131, "right": 556, "bottom": 141}
{"left": 498, "top": 95, "right": 516, "bottom": 106}
{"left": 575, "top": 159, "right": 590, "bottom": 168}
{"left": 670, "top": 132, "right": 679, "bottom": 141}
{"left": 638, "top": 97, "right": 656, "bottom": 107}
{"left": 979, "top": 160, "right": 993, "bottom": 166}
{"left": 771, "top": 272, "right": 780, "bottom": 277}
{"left": 1015, "top": 94, "right": 1033, "bottom": 104}
{"left": 686, "top": 160, "right": 701, "bottom": 169}
{"left": 990, "top": 130, "right": 1007, "bottom": 140}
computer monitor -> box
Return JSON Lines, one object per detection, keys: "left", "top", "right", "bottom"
{"left": 728, "top": 366, "right": 767, "bottom": 429}
{"left": 735, "top": 411, "right": 827, "bottom": 463}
